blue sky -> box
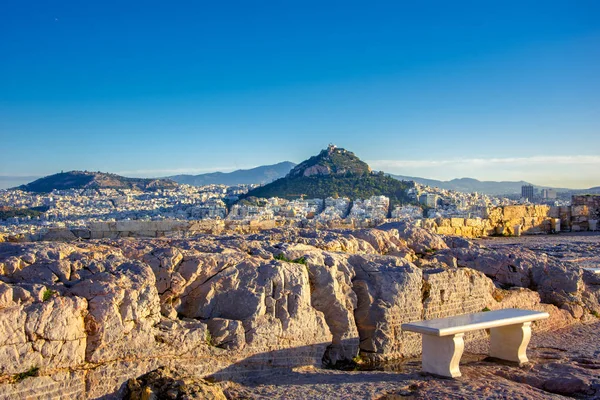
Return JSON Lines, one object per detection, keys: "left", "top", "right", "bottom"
{"left": 1, "top": 0, "right": 599, "bottom": 188}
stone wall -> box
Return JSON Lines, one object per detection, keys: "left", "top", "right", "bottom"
{"left": 86, "top": 220, "right": 225, "bottom": 239}
{"left": 419, "top": 198, "right": 600, "bottom": 238}
{"left": 571, "top": 195, "right": 600, "bottom": 231}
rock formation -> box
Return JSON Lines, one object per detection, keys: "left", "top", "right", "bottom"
{"left": 0, "top": 225, "right": 598, "bottom": 398}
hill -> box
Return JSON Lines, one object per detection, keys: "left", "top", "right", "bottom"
{"left": 243, "top": 146, "right": 412, "bottom": 205}
{"left": 168, "top": 161, "right": 295, "bottom": 186}
{"left": 16, "top": 171, "right": 178, "bottom": 193}
{"left": 287, "top": 146, "right": 370, "bottom": 178}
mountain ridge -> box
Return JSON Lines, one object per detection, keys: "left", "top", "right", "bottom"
{"left": 167, "top": 161, "right": 296, "bottom": 186}
{"left": 16, "top": 171, "right": 178, "bottom": 193}
{"left": 8, "top": 165, "right": 598, "bottom": 195}
{"left": 388, "top": 174, "right": 580, "bottom": 195}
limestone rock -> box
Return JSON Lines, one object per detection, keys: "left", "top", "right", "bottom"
{"left": 422, "top": 268, "right": 496, "bottom": 320}
{"left": 0, "top": 282, "right": 13, "bottom": 309}
{"left": 126, "top": 367, "right": 226, "bottom": 400}
{"left": 351, "top": 229, "right": 415, "bottom": 260}
{"left": 0, "top": 295, "right": 87, "bottom": 375}
{"left": 206, "top": 318, "right": 245, "bottom": 350}
{"left": 349, "top": 254, "right": 423, "bottom": 360}
{"left": 304, "top": 251, "right": 359, "bottom": 366}
{"left": 41, "top": 229, "right": 77, "bottom": 242}
{"left": 379, "top": 222, "right": 448, "bottom": 254}
{"left": 0, "top": 227, "right": 594, "bottom": 399}
{"left": 69, "top": 260, "right": 161, "bottom": 363}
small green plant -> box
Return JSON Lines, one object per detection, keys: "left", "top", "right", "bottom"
{"left": 482, "top": 307, "right": 491, "bottom": 312}
{"left": 274, "top": 253, "right": 290, "bottom": 262}
{"left": 14, "top": 366, "right": 39, "bottom": 382}
{"left": 42, "top": 289, "right": 56, "bottom": 302}
{"left": 592, "top": 310, "right": 600, "bottom": 319}
{"left": 352, "top": 354, "right": 364, "bottom": 364}
{"left": 274, "top": 254, "right": 307, "bottom": 265}
{"left": 294, "top": 256, "right": 307, "bottom": 265}
{"left": 205, "top": 330, "right": 216, "bottom": 347}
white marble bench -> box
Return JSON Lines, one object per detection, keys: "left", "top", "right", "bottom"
{"left": 401, "top": 308, "right": 549, "bottom": 378}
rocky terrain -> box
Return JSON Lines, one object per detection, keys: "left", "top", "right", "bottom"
{"left": 286, "top": 145, "right": 371, "bottom": 178}
{"left": 0, "top": 224, "right": 598, "bottom": 399}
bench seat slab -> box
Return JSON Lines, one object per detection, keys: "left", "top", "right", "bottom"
{"left": 490, "top": 321, "right": 532, "bottom": 365}
{"left": 422, "top": 333, "right": 464, "bottom": 378}
{"left": 401, "top": 309, "right": 549, "bottom": 336}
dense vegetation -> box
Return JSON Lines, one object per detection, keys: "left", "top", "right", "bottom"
{"left": 17, "top": 171, "right": 178, "bottom": 193}
{"left": 243, "top": 172, "right": 413, "bottom": 207}
{"left": 0, "top": 207, "right": 44, "bottom": 220}
{"left": 237, "top": 197, "right": 269, "bottom": 207}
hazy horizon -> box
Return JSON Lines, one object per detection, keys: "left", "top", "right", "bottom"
{"left": 1, "top": 150, "right": 599, "bottom": 190}
{"left": 1, "top": 1, "right": 599, "bottom": 189}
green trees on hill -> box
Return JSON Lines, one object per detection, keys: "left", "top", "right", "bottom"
{"left": 0, "top": 207, "right": 44, "bottom": 220}
{"left": 244, "top": 173, "right": 412, "bottom": 207}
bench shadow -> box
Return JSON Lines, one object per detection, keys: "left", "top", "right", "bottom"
{"left": 206, "top": 340, "right": 419, "bottom": 386}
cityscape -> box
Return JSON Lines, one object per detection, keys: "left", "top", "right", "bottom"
{"left": 1, "top": 174, "right": 566, "bottom": 240}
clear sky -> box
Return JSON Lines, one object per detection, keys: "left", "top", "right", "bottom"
{"left": 1, "top": 0, "right": 599, "bottom": 189}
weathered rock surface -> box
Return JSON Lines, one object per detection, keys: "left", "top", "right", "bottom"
{"left": 126, "top": 367, "right": 226, "bottom": 400}
{"left": 0, "top": 227, "right": 597, "bottom": 398}
{"left": 0, "top": 295, "right": 87, "bottom": 375}
{"left": 379, "top": 222, "right": 449, "bottom": 254}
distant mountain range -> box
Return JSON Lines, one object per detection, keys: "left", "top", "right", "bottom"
{"left": 16, "top": 171, "right": 178, "bottom": 193}
{"left": 8, "top": 160, "right": 599, "bottom": 196}
{"left": 243, "top": 146, "right": 412, "bottom": 205}
{"left": 167, "top": 158, "right": 596, "bottom": 196}
{"left": 167, "top": 162, "right": 296, "bottom": 186}
{"left": 388, "top": 175, "right": 577, "bottom": 195}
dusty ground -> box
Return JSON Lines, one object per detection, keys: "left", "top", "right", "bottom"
{"left": 221, "top": 321, "right": 600, "bottom": 400}
{"left": 480, "top": 231, "right": 600, "bottom": 269}
{"left": 221, "top": 233, "right": 600, "bottom": 400}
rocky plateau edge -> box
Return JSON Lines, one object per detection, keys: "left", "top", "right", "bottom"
{"left": 0, "top": 223, "right": 598, "bottom": 398}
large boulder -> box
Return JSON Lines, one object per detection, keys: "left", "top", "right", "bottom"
{"left": 295, "top": 250, "right": 359, "bottom": 366}
{"left": 70, "top": 260, "right": 161, "bottom": 363}
{"left": 378, "top": 222, "right": 448, "bottom": 254}
{"left": 449, "top": 245, "right": 588, "bottom": 310}
{"left": 351, "top": 229, "right": 415, "bottom": 260}
{"left": 0, "top": 288, "right": 87, "bottom": 375}
{"left": 349, "top": 254, "right": 423, "bottom": 360}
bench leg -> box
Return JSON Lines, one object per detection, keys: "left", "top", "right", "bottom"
{"left": 489, "top": 321, "right": 532, "bottom": 365}
{"left": 422, "top": 333, "right": 464, "bottom": 378}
